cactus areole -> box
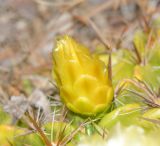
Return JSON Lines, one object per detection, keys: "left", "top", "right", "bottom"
{"left": 52, "top": 36, "right": 114, "bottom": 116}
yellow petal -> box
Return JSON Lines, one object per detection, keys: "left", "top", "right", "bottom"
{"left": 74, "top": 75, "right": 98, "bottom": 97}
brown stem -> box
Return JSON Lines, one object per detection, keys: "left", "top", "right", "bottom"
{"left": 87, "top": 18, "right": 111, "bottom": 50}
{"left": 72, "top": 15, "right": 111, "bottom": 50}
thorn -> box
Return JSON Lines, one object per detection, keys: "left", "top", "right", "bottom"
{"left": 108, "top": 52, "right": 112, "bottom": 82}
{"left": 133, "top": 43, "right": 142, "bottom": 64}
{"left": 26, "top": 111, "right": 52, "bottom": 146}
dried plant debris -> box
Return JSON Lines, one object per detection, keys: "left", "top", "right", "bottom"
{"left": 28, "top": 89, "right": 51, "bottom": 121}
{"left": 3, "top": 95, "right": 29, "bottom": 123}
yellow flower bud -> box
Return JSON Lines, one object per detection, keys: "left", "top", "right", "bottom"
{"left": 52, "top": 36, "right": 114, "bottom": 116}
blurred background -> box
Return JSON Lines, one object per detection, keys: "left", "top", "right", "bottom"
{"left": 0, "top": 0, "right": 160, "bottom": 107}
